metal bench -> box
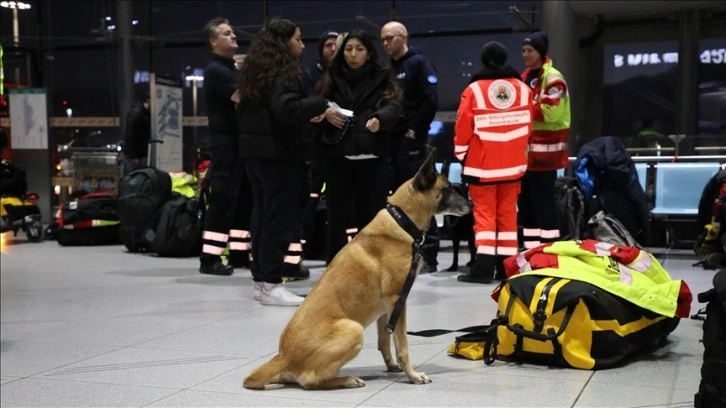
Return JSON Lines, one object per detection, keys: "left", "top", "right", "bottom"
{"left": 652, "top": 162, "right": 721, "bottom": 216}
{"left": 651, "top": 162, "right": 722, "bottom": 247}
{"left": 635, "top": 163, "right": 648, "bottom": 190}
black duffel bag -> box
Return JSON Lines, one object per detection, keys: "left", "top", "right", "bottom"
{"left": 151, "top": 193, "right": 203, "bottom": 257}
{"left": 117, "top": 167, "right": 172, "bottom": 252}
{"left": 57, "top": 192, "right": 121, "bottom": 246}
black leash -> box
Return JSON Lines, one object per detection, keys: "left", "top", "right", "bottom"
{"left": 385, "top": 203, "right": 425, "bottom": 334}
{"left": 407, "top": 326, "right": 490, "bottom": 337}
{"left": 407, "top": 322, "right": 501, "bottom": 365}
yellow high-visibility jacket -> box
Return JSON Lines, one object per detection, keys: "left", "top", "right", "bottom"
{"left": 501, "top": 240, "right": 692, "bottom": 318}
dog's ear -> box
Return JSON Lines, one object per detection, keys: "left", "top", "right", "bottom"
{"left": 413, "top": 148, "right": 438, "bottom": 191}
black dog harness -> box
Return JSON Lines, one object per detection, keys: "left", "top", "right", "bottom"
{"left": 384, "top": 203, "right": 426, "bottom": 334}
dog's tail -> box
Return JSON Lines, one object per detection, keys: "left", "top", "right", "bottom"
{"left": 243, "top": 354, "right": 287, "bottom": 390}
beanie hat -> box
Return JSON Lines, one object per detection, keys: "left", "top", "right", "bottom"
{"left": 522, "top": 31, "right": 548, "bottom": 58}
{"left": 480, "top": 41, "right": 508, "bottom": 69}
{"left": 317, "top": 30, "right": 339, "bottom": 58}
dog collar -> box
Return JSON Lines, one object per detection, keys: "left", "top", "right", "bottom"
{"left": 385, "top": 203, "right": 426, "bottom": 334}
{"left": 385, "top": 204, "right": 425, "bottom": 245}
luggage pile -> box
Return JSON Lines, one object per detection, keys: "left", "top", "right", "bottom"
{"left": 482, "top": 240, "right": 690, "bottom": 369}
{"left": 54, "top": 167, "right": 204, "bottom": 258}
{"left": 421, "top": 240, "right": 692, "bottom": 370}
{"left": 1, "top": 159, "right": 43, "bottom": 242}
{"left": 117, "top": 168, "right": 203, "bottom": 257}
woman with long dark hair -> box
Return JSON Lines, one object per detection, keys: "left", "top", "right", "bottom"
{"left": 238, "top": 17, "right": 328, "bottom": 306}
{"left": 309, "top": 30, "right": 402, "bottom": 263}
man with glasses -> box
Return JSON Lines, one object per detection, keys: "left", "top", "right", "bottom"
{"left": 380, "top": 21, "right": 441, "bottom": 273}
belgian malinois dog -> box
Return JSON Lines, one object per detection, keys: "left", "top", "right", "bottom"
{"left": 243, "top": 149, "right": 471, "bottom": 390}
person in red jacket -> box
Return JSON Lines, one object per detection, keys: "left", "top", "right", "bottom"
{"left": 454, "top": 41, "right": 533, "bottom": 284}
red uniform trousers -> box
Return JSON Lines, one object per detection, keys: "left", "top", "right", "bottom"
{"left": 469, "top": 180, "right": 521, "bottom": 257}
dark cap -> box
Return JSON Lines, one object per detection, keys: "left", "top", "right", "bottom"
{"left": 480, "top": 41, "right": 508, "bottom": 69}
{"left": 318, "top": 30, "right": 339, "bottom": 58}
{"left": 522, "top": 31, "right": 548, "bottom": 58}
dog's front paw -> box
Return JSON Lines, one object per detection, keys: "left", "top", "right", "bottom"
{"left": 408, "top": 371, "right": 431, "bottom": 384}
{"left": 344, "top": 376, "right": 366, "bottom": 388}
{"left": 385, "top": 362, "right": 403, "bottom": 372}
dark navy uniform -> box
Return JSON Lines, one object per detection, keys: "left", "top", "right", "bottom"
{"left": 389, "top": 46, "right": 440, "bottom": 270}
{"left": 200, "top": 53, "right": 252, "bottom": 272}
{"left": 389, "top": 47, "right": 439, "bottom": 185}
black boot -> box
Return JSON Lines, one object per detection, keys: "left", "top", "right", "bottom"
{"left": 494, "top": 255, "right": 508, "bottom": 281}
{"left": 458, "top": 254, "right": 494, "bottom": 284}
{"left": 199, "top": 260, "right": 234, "bottom": 276}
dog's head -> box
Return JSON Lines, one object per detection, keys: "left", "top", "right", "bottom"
{"left": 390, "top": 148, "right": 472, "bottom": 219}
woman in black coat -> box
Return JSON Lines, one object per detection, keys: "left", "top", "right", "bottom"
{"left": 310, "top": 30, "right": 402, "bottom": 263}
{"left": 237, "top": 17, "right": 328, "bottom": 306}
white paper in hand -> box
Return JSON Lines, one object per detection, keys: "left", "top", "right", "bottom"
{"left": 327, "top": 101, "right": 354, "bottom": 117}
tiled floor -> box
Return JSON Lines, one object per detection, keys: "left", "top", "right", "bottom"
{"left": 0, "top": 234, "right": 717, "bottom": 407}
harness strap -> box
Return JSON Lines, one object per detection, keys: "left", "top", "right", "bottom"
{"left": 385, "top": 204, "right": 425, "bottom": 334}
{"left": 386, "top": 259, "right": 419, "bottom": 334}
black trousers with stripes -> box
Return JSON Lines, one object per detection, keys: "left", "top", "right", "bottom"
{"left": 200, "top": 144, "right": 252, "bottom": 266}
{"left": 517, "top": 169, "right": 560, "bottom": 248}
{"left": 245, "top": 158, "right": 303, "bottom": 284}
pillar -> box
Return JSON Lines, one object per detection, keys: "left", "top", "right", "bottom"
{"left": 541, "top": 1, "right": 580, "bottom": 155}
{"left": 677, "top": 9, "right": 699, "bottom": 137}
{"left": 117, "top": 0, "right": 134, "bottom": 139}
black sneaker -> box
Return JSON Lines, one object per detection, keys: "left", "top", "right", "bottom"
{"left": 420, "top": 262, "right": 438, "bottom": 273}
{"left": 199, "top": 261, "right": 234, "bottom": 276}
{"left": 282, "top": 264, "right": 311, "bottom": 282}
{"left": 457, "top": 273, "right": 493, "bottom": 284}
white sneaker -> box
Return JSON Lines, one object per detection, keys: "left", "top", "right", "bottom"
{"left": 253, "top": 281, "right": 264, "bottom": 301}
{"left": 260, "top": 283, "right": 304, "bottom": 306}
